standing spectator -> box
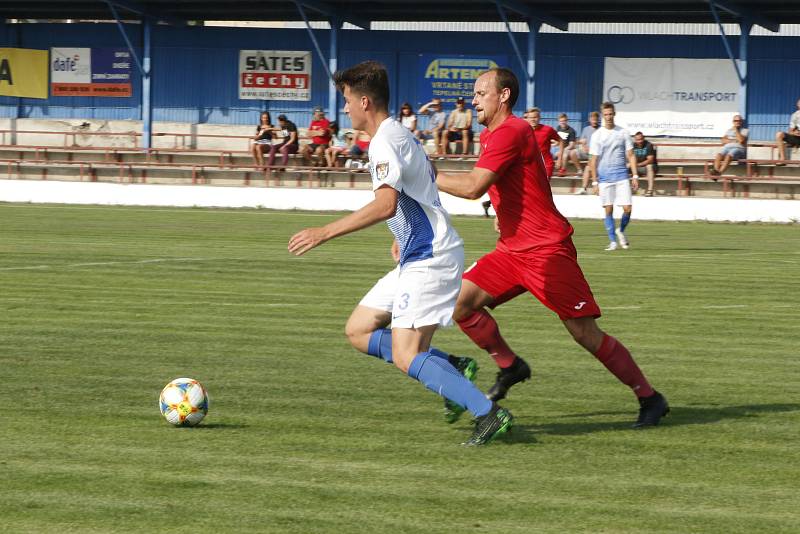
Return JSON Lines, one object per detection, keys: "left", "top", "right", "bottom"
{"left": 398, "top": 102, "right": 417, "bottom": 133}
{"left": 775, "top": 98, "right": 800, "bottom": 163}
{"left": 417, "top": 98, "right": 447, "bottom": 155}
{"left": 524, "top": 107, "right": 562, "bottom": 178}
{"left": 446, "top": 97, "right": 473, "bottom": 155}
{"left": 251, "top": 111, "right": 275, "bottom": 168}
{"left": 589, "top": 102, "right": 638, "bottom": 251}
{"left": 267, "top": 114, "right": 299, "bottom": 170}
{"left": 710, "top": 115, "right": 748, "bottom": 176}
{"left": 574, "top": 111, "right": 601, "bottom": 194}
{"left": 554, "top": 113, "right": 578, "bottom": 177}
{"left": 299, "top": 106, "right": 332, "bottom": 167}
{"left": 632, "top": 131, "right": 658, "bottom": 196}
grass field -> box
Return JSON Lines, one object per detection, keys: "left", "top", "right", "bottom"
{"left": 1, "top": 202, "right": 798, "bottom": 533}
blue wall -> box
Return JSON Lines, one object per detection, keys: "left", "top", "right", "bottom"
{"left": 1, "top": 22, "right": 799, "bottom": 140}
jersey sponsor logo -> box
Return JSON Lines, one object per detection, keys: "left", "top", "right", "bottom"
{"left": 375, "top": 161, "right": 389, "bottom": 181}
{"left": 574, "top": 301, "right": 587, "bottom": 310}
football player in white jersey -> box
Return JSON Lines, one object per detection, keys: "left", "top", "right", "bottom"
{"left": 589, "top": 102, "right": 639, "bottom": 251}
{"left": 288, "top": 61, "right": 512, "bottom": 445}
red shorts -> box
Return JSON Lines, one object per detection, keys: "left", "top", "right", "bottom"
{"left": 463, "top": 240, "right": 601, "bottom": 320}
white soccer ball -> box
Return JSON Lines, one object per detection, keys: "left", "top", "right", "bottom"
{"left": 159, "top": 377, "right": 209, "bottom": 427}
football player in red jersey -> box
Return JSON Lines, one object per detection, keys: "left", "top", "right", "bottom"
{"left": 435, "top": 68, "right": 669, "bottom": 428}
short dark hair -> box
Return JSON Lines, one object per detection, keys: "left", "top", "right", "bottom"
{"left": 634, "top": 131, "right": 644, "bottom": 137}
{"left": 601, "top": 101, "right": 615, "bottom": 112}
{"left": 486, "top": 67, "right": 519, "bottom": 108}
{"left": 333, "top": 61, "right": 389, "bottom": 111}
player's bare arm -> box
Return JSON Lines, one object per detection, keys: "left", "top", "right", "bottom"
{"left": 436, "top": 166, "right": 498, "bottom": 200}
{"left": 288, "top": 185, "right": 397, "bottom": 256}
{"left": 627, "top": 149, "right": 639, "bottom": 191}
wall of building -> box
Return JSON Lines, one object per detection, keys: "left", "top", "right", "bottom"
{"left": 1, "top": 22, "right": 799, "bottom": 140}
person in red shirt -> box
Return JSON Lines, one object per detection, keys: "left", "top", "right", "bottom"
{"left": 435, "top": 68, "right": 669, "bottom": 428}
{"left": 523, "top": 107, "right": 562, "bottom": 178}
{"left": 300, "top": 106, "right": 332, "bottom": 166}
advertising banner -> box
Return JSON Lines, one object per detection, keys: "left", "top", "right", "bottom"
{"left": 603, "top": 58, "right": 739, "bottom": 137}
{"left": 0, "top": 48, "right": 49, "bottom": 99}
{"left": 51, "top": 47, "right": 132, "bottom": 97}
{"left": 417, "top": 54, "right": 507, "bottom": 105}
{"left": 239, "top": 50, "right": 311, "bottom": 101}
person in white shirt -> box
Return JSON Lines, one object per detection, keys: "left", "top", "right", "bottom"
{"left": 775, "top": 98, "right": 800, "bottom": 162}
{"left": 398, "top": 102, "right": 417, "bottom": 133}
{"left": 589, "top": 102, "right": 638, "bottom": 251}
{"left": 288, "top": 61, "right": 511, "bottom": 446}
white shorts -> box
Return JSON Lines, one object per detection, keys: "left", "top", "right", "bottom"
{"left": 599, "top": 179, "right": 633, "bottom": 207}
{"left": 359, "top": 248, "right": 464, "bottom": 329}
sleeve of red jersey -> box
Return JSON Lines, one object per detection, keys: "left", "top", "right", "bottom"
{"left": 475, "top": 125, "right": 519, "bottom": 176}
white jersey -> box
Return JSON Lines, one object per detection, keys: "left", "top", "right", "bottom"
{"left": 590, "top": 125, "right": 633, "bottom": 183}
{"left": 368, "top": 118, "right": 463, "bottom": 266}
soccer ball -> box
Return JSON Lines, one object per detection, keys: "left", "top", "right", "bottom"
{"left": 159, "top": 377, "right": 209, "bottom": 427}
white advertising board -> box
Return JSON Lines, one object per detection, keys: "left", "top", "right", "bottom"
{"left": 603, "top": 58, "right": 740, "bottom": 137}
{"left": 239, "top": 50, "right": 311, "bottom": 101}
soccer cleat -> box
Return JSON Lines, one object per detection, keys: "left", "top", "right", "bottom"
{"left": 633, "top": 391, "right": 670, "bottom": 428}
{"left": 463, "top": 403, "right": 514, "bottom": 446}
{"left": 605, "top": 241, "right": 618, "bottom": 251}
{"left": 615, "top": 229, "right": 629, "bottom": 249}
{"left": 573, "top": 188, "right": 588, "bottom": 195}
{"left": 443, "top": 356, "right": 479, "bottom": 424}
{"left": 487, "top": 357, "right": 531, "bottom": 402}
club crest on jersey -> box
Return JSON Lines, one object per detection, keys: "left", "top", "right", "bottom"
{"left": 374, "top": 161, "right": 389, "bottom": 181}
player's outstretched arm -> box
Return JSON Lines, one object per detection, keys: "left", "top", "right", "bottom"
{"left": 436, "top": 167, "right": 498, "bottom": 200}
{"left": 288, "top": 185, "right": 398, "bottom": 256}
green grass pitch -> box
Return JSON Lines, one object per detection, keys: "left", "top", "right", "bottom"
{"left": 1, "top": 202, "right": 798, "bottom": 533}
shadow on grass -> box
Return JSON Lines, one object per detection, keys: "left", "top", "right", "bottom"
{"left": 530, "top": 403, "right": 800, "bottom": 436}
{"left": 191, "top": 422, "right": 249, "bottom": 429}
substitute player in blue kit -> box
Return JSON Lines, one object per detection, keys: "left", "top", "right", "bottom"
{"left": 288, "top": 61, "right": 512, "bottom": 445}
{"left": 589, "top": 102, "right": 639, "bottom": 251}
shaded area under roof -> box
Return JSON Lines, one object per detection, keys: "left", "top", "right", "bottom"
{"left": 2, "top": 1, "right": 799, "bottom": 30}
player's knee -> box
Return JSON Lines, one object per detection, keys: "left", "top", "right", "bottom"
{"left": 776, "top": 131, "right": 784, "bottom": 141}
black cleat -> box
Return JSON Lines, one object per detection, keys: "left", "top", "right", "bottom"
{"left": 443, "top": 356, "right": 479, "bottom": 424}
{"left": 463, "top": 403, "right": 513, "bottom": 446}
{"left": 633, "top": 391, "right": 670, "bottom": 428}
{"left": 487, "top": 357, "right": 531, "bottom": 402}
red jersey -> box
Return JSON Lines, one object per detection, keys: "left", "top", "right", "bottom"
{"left": 476, "top": 115, "right": 573, "bottom": 252}
{"left": 532, "top": 124, "right": 560, "bottom": 177}
{"left": 309, "top": 118, "right": 331, "bottom": 145}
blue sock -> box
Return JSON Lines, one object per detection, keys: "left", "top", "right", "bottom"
{"left": 408, "top": 352, "right": 492, "bottom": 417}
{"left": 367, "top": 329, "right": 450, "bottom": 364}
{"left": 620, "top": 212, "right": 631, "bottom": 233}
{"left": 604, "top": 214, "right": 616, "bottom": 241}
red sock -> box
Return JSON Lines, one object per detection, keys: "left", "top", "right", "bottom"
{"left": 593, "top": 334, "right": 654, "bottom": 398}
{"left": 456, "top": 310, "right": 517, "bottom": 368}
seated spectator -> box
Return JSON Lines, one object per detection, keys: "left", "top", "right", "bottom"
{"left": 399, "top": 102, "right": 417, "bottom": 133}
{"left": 417, "top": 98, "right": 446, "bottom": 155}
{"left": 711, "top": 114, "right": 748, "bottom": 176}
{"left": 326, "top": 128, "right": 370, "bottom": 167}
{"left": 251, "top": 111, "right": 275, "bottom": 167}
{"left": 775, "top": 98, "right": 800, "bottom": 163}
{"left": 299, "top": 106, "right": 331, "bottom": 167}
{"left": 632, "top": 131, "right": 658, "bottom": 196}
{"left": 267, "top": 114, "right": 299, "bottom": 171}
{"left": 554, "top": 113, "right": 579, "bottom": 177}
{"left": 574, "top": 111, "right": 601, "bottom": 194}
{"left": 446, "top": 97, "right": 473, "bottom": 155}
{"left": 324, "top": 122, "right": 349, "bottom": 167}
{"left": 524, "top": 107, "right": 562, "bottom": 178}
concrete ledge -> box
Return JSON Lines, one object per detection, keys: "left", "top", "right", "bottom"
{"left": 0, "top": 179, "right": 797, "bottom": 223}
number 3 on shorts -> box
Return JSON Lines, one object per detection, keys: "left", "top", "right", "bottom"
{"left": 398, "top": 292, "right": 410, "bottom": 310}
